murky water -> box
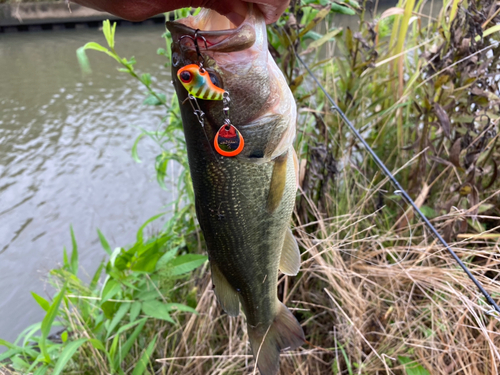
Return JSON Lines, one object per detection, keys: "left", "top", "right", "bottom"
{"left": 0, "top": 24, "right": 177, "bottom": 343}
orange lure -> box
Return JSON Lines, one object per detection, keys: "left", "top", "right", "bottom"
{"left": 177, "top": 64, "right": 225, "bottom": 100}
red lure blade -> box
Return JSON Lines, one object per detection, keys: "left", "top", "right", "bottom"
{"left": 214, "top": 124, "right": 244, "bottom": 157}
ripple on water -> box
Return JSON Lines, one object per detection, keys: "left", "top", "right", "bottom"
{"left": 0, "top": 24, "right": 178, "bottom": 345}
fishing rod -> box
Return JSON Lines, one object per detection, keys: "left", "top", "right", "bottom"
{"left": 293, "top": 51, "right": 500, "bottom": 315}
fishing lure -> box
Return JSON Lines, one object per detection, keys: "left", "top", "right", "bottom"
{"left": 214, "top": 123, "right": 245, "bottom": 157}
{"left": 177, "top": 64, "right": 225, "bottom": 100}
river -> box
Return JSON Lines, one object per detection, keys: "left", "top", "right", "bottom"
{"left": 0, "top": 23, "right": 177, "bottom": 344}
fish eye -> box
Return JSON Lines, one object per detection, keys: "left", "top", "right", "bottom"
{"left": 179, "top": 71, "right": 192, "bottom": 83}
{"left": 208, "top": 72, "right": 222, "bottom": 88}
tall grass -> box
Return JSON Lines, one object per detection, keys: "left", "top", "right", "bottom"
{"left": 2, "top": 0, "right": 500, "bottom": 374}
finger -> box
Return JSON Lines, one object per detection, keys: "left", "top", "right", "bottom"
{"left": 196, "top": 0, "right": 248, "bottom": 25}
{"left": 245, "top": 0, "right": 290, "bottom": 24}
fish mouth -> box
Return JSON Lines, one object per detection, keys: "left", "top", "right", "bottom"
{"left": 166, "top": 6, "right": 259, "bottom": 53}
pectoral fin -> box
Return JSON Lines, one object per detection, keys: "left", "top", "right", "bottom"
{"left": 279, "top": 228, "right": 301, "bottom": 276}
{"left": 266, "top": 151, "right": 288, "bottom": 213}
{"left": 211, "top": 263, "right": 240, "bottom": 316}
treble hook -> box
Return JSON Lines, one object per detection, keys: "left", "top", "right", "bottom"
{"left": 179, "top": 29, "right": 209, "bottom": 71}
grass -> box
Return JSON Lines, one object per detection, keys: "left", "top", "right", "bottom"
{"left": 2, "top": 0, "right": 500, "bottom": 374}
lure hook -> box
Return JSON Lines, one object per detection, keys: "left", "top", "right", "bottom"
{"left": 179, "top": 29, "right": 209, "bottom": 71}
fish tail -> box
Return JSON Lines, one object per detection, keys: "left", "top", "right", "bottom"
{"left": 248, "top": 301, "right": 305, "bottom": 375}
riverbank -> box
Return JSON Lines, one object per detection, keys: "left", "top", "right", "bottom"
{"left": 0, "top": 2, "right": 163, "bottom": 31}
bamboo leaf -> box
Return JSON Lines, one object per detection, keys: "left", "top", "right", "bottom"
{"left": 141, "top": 301, "right": 175, "bottom": 323}
{"left": 40, "top": 284, "right": 67, "bottom": 363}
{"left": 70, "top": 226, "right": 78, "bottom": 275}
{"left": 31, "top": 292, "right": 50, "bottom": 312}
{"left": 52, "top": 338, "right": 88, "bottom": 375}
{"left": 129, "top": 301, "right": 142, "bottom": 322}
{"left": 169, "top": 254, "right": 208, "bottom": 276}
{"left": 97, "top": 229, "right": 112, "bottom": 255}
{"left": 106, "top": 303, "right": 131, "bottom": 338}
{"left": 114, "top": 318, "right": 148, "bottom": 369}
{"left": 131, "top": 334, "right": 157, "bottom": 375}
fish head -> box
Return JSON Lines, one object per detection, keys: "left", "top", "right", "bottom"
{"left": 166, "top": 5, "right": 296, "bottom": 161}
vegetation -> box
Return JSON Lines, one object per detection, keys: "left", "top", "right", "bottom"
{"left": 2, "top": 0, "right": 500, "bottom": 374}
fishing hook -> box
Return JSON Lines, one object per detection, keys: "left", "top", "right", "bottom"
{"left": 179, "top": 29, "right": 209, "bottom": 71}
{"left": 293, "top": 50, "right": 500, "bottom": 316}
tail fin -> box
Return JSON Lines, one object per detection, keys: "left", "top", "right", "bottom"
{"left": 248, "top": 302, "right": 305, "bottom": 375}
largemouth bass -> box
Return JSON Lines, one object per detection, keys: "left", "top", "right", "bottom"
{"left": 166, "top": 6, "right": 304, "bottom": 374}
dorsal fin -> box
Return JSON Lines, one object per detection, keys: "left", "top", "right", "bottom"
{"left": 279, "top": 228, "right": 301, "bottom": 276}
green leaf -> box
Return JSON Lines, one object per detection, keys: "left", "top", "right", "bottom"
{"left": 306, "top": 28, "right": 342, "bottom": 51}
{"left": 106, "top": 303, "right": 131, "bottom": 338}
{"left": 420, "top": 205, "right": 437, "bottom": 219}
{"left": 155, "top": 248, "right": 178, "bottom": 270}
{"left": 398, "top": 356, "right": 431, "bottom": 375}
{"left": 90, "top": 261, "right": 105, "bottom": 290}
{"left": 61, "top": 331, "right": 68, "bottom": 343}
{"left": 131, "top": 133, "right": 145, "bottom": 163}
{"left": 299, "top": 5, "right": 331, "bottom": 38}
{"left": 31, "top": 292, "right": 50, "bottom": 312}
{"left": 33, "top": 365, "right": 49, "bottom": 375}
{"left": 63, "top": 246, "right": 69, "bottom": 270}
{"left": 88, "top": 338, "right": 106, "bottom": 352}
{"left": 116, "top": 316, "right": 147, "bottom": 336}
{"left": 130, "top": 301, "right": 142, "bottom": 322}
{"left": 331, "top": 2, "right": 356, "bottom": 15}
{"left": 101, "top": 279, "right": 121, "bottom": 304}
{"left": 141, "top": 73, "right": 152, "bottom": 86}
{"left": 11, "top": 355, "right": 31, "bottom": 370}
{"left": 52, "top": 338, "right": 88, "bottom": 375}
{"left": 143, "top": 93, "right": 167, "bottom": 106}
{"left": 164, "top": 303, "right": 197, "bottom": 314}
{"left": 40, "top": 284, "right": 67, "bottom": 363}
{"left": 76, "top": 47, "right": 92, "bottom": 74}
{"left": 170, "top": 254, "right": 208, "bottom": 276}
{"left": 114, "top": 318, "right": 148, "bottom": 370}
{"left": 131, "top": 243, "right": 163, "bottom": 273}
{"left": 141, "top": 301, "right": 175, "bottom": 323}
{"left": 136, "top": 213, "right": 166, "bottom": 243}
{"left": 82, "top": 42, "right": 110, "bottom": 53}
{"left": 102, "top": 20, "right": 115, "bottom": 48}
{"left": 0, "top": 348, "right": 22, "bottom": 363}
{"left": 0, "top": 338, "right": 17, "bottom": 350}
{"left": 131, "top": 334, "right": 157, "bottom": 375}
{"left": 97, "top": 229, "right": 112, "bottom": 255}
{"left": 70, "top": 226, "right": 78, "bottom": 275}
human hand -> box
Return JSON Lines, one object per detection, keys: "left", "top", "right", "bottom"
{"left": 72, "top": 0, "right": 290, "bottom": 25}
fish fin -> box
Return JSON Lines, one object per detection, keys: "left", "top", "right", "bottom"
{"left": 266, "top": 151, "right": 288, "bottom": 213}
{"left": 248, "top": 301, "right": 305, "bottom": 375}
{"left": 210, "top": 263, "right": 240, "bottom": 317}
{"left": 279, "top": 228, "right": 301, "bottom": 276}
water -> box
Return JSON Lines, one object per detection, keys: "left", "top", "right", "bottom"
{"left": 0, "top": 24, "right": 176, "bottom": 344}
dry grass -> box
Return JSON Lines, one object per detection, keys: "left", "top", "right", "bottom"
{"left": 154, "top": 192, "right": 500, "bottom": 374}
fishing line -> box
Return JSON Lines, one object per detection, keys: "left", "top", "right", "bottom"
{"left": 293, "top": 51, "right": 500, "bottom": 315}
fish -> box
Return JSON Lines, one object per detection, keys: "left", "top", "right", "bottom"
{"left": 166, "top": 5, "right": 305, "bottom": 375}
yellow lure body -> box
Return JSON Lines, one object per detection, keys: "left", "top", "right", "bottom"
{"left": 177, "top": 64, "right": 225, "bottom": 100}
